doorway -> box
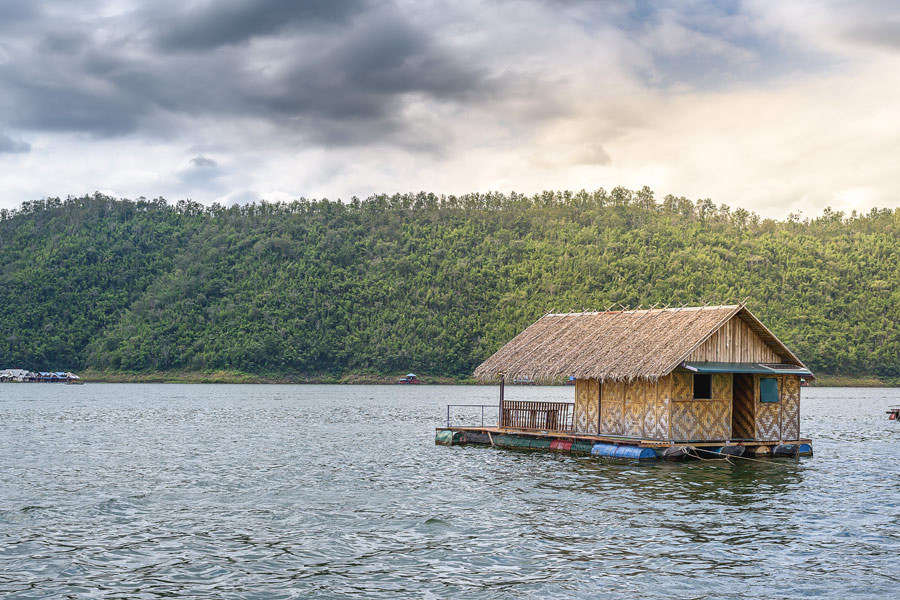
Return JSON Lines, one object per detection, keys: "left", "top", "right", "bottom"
{"left": 731, "top": 373, "right": 755, "bottom": 439}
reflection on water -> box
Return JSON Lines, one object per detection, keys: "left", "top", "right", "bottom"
{"left": 1, "top": 384, "right": 899, "bottom": 598}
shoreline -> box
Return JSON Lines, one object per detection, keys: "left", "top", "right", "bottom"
{"left": 76, "top": 370, "right": 478, "bottom": 385}
{"left": 67, "top": 370, "right": 900, "bottom": 386}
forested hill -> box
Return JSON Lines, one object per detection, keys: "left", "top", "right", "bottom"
{"left": 1, "top": 189, "right": 899, "bottom": 382}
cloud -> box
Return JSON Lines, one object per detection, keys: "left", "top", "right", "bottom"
{"left": 178, "top": 155, "right": 224, "bottom": 189}
{"left": 845, "top": 19, "right": 900, "bottom": 52}
{"left": 148, "top": 0, "right": 365, "bottom": 51}
{"left": 0, "top": 133, "right": 30, "bottom": 154}
{"left": 190, "top": 155, "right": 218, "bottom": 168}
{"left": 0, "top": 0, "right": 899, "bottom": 218}
{"left": 0, "top": 0, "right": 489, "bottom": 149}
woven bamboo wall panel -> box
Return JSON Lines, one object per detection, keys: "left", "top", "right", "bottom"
{"left": 601, "top": 380, "right": 624, "bottom": 434}
{"left": 643, "top": 381, "right": 659, "bottom": 439}
{"left": 625, "top": 381, "right": 646, "bottom": 405}
{"left": 624, "top": 380, "right": 648, "bottom": 438}
{"left": 670, "top": 402, "right": 694, "bottom": 440}
{"left": 655, "top": 375, "right": 671, "bottom": 439}
{"left": 710, "top": 399, "right": 731, "bottom": 440}
{"left": 672, "top": 372, "right": 693, "bottom": 401}
{"left": 574, "top": 379, "right": 600, "bottom": 434}
{"left": 574, "top": 379, "right": 587, "bottom": 432}
{"left": 604, "top": 380, "right": 625, "bottom": 403}
{"left": 623, "top": 400, "right": 643, "bottom": 437}
{"left": 781, "top": 375, "right": 800, "bottom": 440}
{"left": 601, "top": 401, "right": 623, "bottom": 435}
{"left": 670, "top": 399, "right": 730, "bottom": 441}
{"left": 656, "top": 396, "right": 670, "bottom": 439}
{"left": 756, "top": 401, "right": 780, "bottom": 441}
{"left": 712, "top": 373, "right": 732, "bottom": 400}
{"left": 686, "top": 315, "right": 781, "bottom": 363}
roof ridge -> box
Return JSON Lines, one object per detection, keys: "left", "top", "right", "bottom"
{"left": 546, "top": 304, "right": 739, "bottom": 317}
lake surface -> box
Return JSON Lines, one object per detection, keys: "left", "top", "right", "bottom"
{"left": 1, "top": 384, "right": 899, "bottom": 599}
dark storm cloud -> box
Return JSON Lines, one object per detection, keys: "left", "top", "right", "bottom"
{"left": 4, "top": 71, "right": 151, "bottom": 136}
{"left": 0, "top": 2, "right": 40, "bottom": 25}
{"left": 148, "top": 0, "right": 365, "bottom": 51}
{"left": 0, "top": 0, "right": 490, "bottom": 147}
{"left": 37, "top": 30, "right": 93, "bottom": 55}
{"left": 237, "top": 12, "right": 489, "bottom": 145}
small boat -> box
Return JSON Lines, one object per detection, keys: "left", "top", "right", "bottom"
{"left": 398, "top": 373, "right": 422, "bottom": 384}
{"left": 887, "top": 406, "right": 900, "bottom": 420}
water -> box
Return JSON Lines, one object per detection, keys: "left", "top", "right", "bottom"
{"left": 1, "top": 384, "right": 899, "bottom": 599}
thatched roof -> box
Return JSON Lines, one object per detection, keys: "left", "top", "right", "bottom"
{"left": 474, "top": 304, "right": 809, "bottom": 382}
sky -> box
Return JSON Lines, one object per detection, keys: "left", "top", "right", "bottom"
{"left": 1, "top": 0, "right": 899, "bottom": 217}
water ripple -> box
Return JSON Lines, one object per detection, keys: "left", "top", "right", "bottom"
{"left": 1, "top": 384, "right": 899, "bottom": 598}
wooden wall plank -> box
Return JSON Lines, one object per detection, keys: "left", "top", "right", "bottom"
{"left": 686, "top": 315, "right": 781, "bottom": 363}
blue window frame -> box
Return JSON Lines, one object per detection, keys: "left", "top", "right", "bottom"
{"left": 760, "top": 377, "right": 779, "bottom": 403}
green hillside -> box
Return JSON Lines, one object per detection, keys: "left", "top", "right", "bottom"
{"left": 1, "top": 189, "right": 899, "bottom": 382}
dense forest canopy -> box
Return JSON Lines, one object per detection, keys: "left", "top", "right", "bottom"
{"left": 1, "top": 189, "right": 899, "bottom": 381}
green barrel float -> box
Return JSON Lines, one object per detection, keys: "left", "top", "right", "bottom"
{"left": 491, "top": 434, "right": 513, "bottom": 448}
{"left": 461, "top": 431, "right": 491, "bottom": 445}
{"left": 570, "top": 440, "right": 595, "bottom": 454}
{"left": 528, "top": 437, "right": 552, "bottom": 450}
{"left": 435, "top": 430, "right": 463, "bottom": 446}
{"left": 493, "top": 435, "right": 552, "bottom": 450}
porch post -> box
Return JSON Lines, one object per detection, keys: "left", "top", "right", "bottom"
{"left": 499, "top": 373, "right": 505, "bottom": 428}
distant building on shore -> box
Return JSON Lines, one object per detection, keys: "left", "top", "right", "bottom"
{"left": 0, "top": 368, "right": 31, "bottom": 382}
{"left": 0, "top": 369, "right": 81, "bottom": 383}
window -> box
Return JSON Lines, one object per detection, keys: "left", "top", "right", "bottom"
{"left": 693, "top": 373, "right": 712, "bottom": 399}
{"left": 760, "top": 377, "right": 779, "bottom": 403}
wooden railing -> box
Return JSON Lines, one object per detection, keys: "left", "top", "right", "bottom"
{"left": 446, "top": 404, "right": 498, "bottom": 428}
{"left": 500, "top": 400, "right": 574, "bottom": 432}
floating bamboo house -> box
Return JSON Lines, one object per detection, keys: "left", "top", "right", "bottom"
{"left": 437, "top": 304, "right": 814, "bottom": 460}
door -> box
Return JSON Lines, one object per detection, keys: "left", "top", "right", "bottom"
{"left": 731, "top": 373, "right": 755, "bottom": 439}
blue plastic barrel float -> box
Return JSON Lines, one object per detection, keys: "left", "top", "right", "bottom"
{"left": 590, "top": 442, "right": 657, "bottom": 460}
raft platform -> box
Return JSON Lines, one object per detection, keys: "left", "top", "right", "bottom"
{"left": 435, "top": 426, "right": 813, "bottom": 460}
